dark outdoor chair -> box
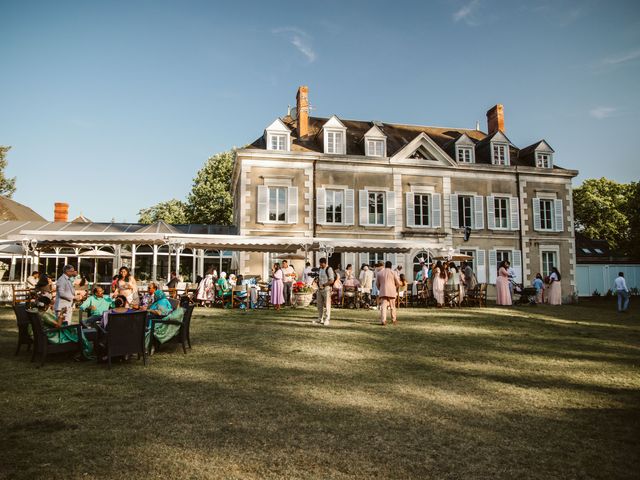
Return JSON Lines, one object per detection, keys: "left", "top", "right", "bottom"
{"left": 12, "top": 285, "right": 34, "bottom": 305}
{"left": 13, "top": 303, "right": 33, "bottom": 355}
{"left": 168, "top": 297, "right": 179, "bottom": 311}
{"left": 444, "top": 284, "right": 460, "bottom": 308}
{"left": 96, "top": 311, "right": 148, "bottom": 369}
{"left": 27, "top": 310, "right": 83, "bottom": 367}
{"left": 150, "top": 304, "right": 195, "bottom": 354}
{"left": 341, "top": 286, "right": 358, "bottom": 309}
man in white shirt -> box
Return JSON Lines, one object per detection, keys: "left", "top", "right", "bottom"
{"left": 302, "top": 262, "right": 313, "bottom": 285}
{"left": 26, "top": 270, "right": 40, "bottom": 289}
{"left": 613, "top": 272, "right": 630, "bottom": 313}
{"left": 359, "top": 264, "right": 374, "bottom": 306}
{"left": 281, "top": 260, "right": 296, "bottom": 306}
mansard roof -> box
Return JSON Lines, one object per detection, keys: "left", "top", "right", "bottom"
{"left": 249, "top": 116, "right": 486, "bottom": 157}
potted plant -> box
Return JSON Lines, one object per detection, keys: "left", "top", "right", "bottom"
{"left": 292, "top": 281, "right": 313, "bottom": 307}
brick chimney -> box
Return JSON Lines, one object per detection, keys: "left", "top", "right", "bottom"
{"left": 296, "top": 85, "right": 309, "bottom": 138}
{"left": 54, "top": 202, "right": 69, "bottom": 222}
{"left": 486, "top": 104, "right": 505, "bottom": 135}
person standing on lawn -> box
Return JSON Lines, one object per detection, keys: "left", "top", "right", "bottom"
{"left": 376, "top": 261, "right": 401, "bottom": 325}
{"left": 613, "top": 271, "right": 630, "bottom": 313}
{"left": 546, "top": 267, "right": 562, "bottom": 305}
{"left": 55, "top": 264, "right": 77, "bottom": 324}
{"left": 271, "top": 263, "right": 284, "bottom": 310}
{"left": 315, "top": 257, "right": 335, "bottom": 326}
{"left": 533, "top": 273, "right": 545, "bottom": 304}
{"left": 496, "top": 260, "right": 512, "bottom": 306}
{"left": 281, "top": 260, "right": 295, "bottom": 306}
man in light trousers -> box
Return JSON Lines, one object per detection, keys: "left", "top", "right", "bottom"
{"left": 55, "top": 264, "right": 77, "bottom": 324}
{"left": 376, "top": 260, "right": 401, "bottom": 325}
{"left": 315, "top": 257, "right": 334, "bottom": 326}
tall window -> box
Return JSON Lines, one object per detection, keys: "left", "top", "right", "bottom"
{"left": 268, "top": 187, "right": 287, "bottom": 222}
{"left": 367, "top": 139, "right": 384, "bottom": 157}
{"left": 412, "top": 251, "right": 432, "bottom": 274}
{"left": 413, "top": 194, "right": 430, "bottom": 226}
{"left": 536, "top": 153, "right": 551, "bottom": 168}
{"left": 368, "top": 192, "right": 385, "bottom": 225}
{"left": 326, "top": 131, "right": 344, "bottom": 154}
{"left": 459, "top": 250, "right": 475, "bottom": 271}
{"left": 492, "top": 144, "right": 508, "bottom": 165}
{"left": 270, "top": 134, "right": 287, "bottom": 151}
{"left": 541, "top": 251, "right": 557, "bottom": 278}
{"left": 458, "top": 195, "right": 473, "bottom": 228}
{"left": 369, "top": 252, "right": 386, "bottom": 266}
{"left": 539, "top": 199, "right": 554, "bottom": 230}
{"left": 326, "top": 189, "right": 344, "bottom": 224}
{"left": 496, "top": 250, "right": 511, "bottom": 265}
{"left": 494, "top": 197, "right": 509, "bottom": 229}
{"left": 457, "top": 147, "right": 473, "bottom": 163}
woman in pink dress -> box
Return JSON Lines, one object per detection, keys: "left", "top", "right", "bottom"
{"left": 432, "top": 261, "right": 447, "bottom": 307}
{"left": 546, "top": 267, "right": 562, "bottom": 305}
{"left": 271, "top": 263, "right": 284, "bottom": 310}
{"left": 496, "top": 260, "right": 512, "bottom": 306}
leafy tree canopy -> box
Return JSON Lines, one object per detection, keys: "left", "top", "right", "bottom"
{"left": 138, "top": 199, "right": 188, "bottom": 224}
{"left": 0, "top": 146, "right": 17, "bottom": 198}
{"left": 137, "top": 150, "right": 235, "bottom": 225}
{"left": 573, "top": 178, "right": 639, "bottom": 257}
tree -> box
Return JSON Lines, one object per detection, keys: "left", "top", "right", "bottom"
{"left": 185, "top": 150, "right": 234, "bottom": 225}
{"left": 138, "top": 199, "right": 188, "bottom": 224}
{"left": 573, "top": 178, "right": 639, "bottom": 256}
{"left": 0, "top": 146, "right": 17, "bottom": 198}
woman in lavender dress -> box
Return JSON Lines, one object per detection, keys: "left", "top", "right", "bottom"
{"left": 271, "top": 263, "right": 284, "bottom": 310}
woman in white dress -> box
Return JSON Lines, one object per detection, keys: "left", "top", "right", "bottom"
{"left": 432, "top": 261, "right": 447, "bottom": 307}
{"left": 196, "top": 268, "right": 215, "bottom": 306}
{"left": 546, "top": 267, "right": 562, "bottom": 305}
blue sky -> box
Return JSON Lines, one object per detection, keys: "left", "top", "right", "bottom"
{"left": 1, "top": 0, "right": 639, "bottom": 222}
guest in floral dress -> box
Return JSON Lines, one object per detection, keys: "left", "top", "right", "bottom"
{"left": 546, "top": 267, "right": 562, "bottom": 305}
{"left": 271, "top": 263, "right": 284, "bottom": 309}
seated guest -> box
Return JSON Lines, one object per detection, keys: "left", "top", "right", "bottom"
{"left": 146, "top": 283, "right": 173, "bottom": 319}
{"left": 35, "top": 274, "right": 55, "bottom": 300}
{"left": 217, "top": 272, "right": 232, "bottom": 299}
{"left": 80, "top": 286, "right": 115, "bottom": 325}
{"left": 101, "top": 295, "right": 136, "bottom": 327}
{"left": 35, "top": 296, "right": 93, "bottom": 358}
{"left": 26, "top": 271, "right": 40, "bottom": 289}
{"left": 343, "top": 270, "right": 360, "bottom": 288}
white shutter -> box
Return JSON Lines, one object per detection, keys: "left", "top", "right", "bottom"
{"left": 431, "top": 193, "right": 441, "bottom": 228}
{"left": 386, "top": 253, "right": 396, "bottom": 268}
{"left": 488, "top": 249, "right": 497, "bottom": 284}
{"left": 512, "top": 249, "right": 522, "bottom": 284}
{"left": 474, "top": 195, "right": 484, "bottom": 230}
{"left": 287, "top": 187, "right": 298, "bottom": 224}
{"left": 406, "top": 192, "right": 415, "bottom": 227}
{"left": 386, "top": 191, "right": 395, "bottom": 227}
{"left": 343, "top": 253, "right": 356, "bottom": 269}
{"left": 344, "top": 189, "right": 355, "bottom": 225}
{"left": 359, "top": 252, "right": 369, "bottom": 268}
{"left": 486, "top": 196, "right": 495, "bottom": 230}
{"left": 450, "top": 194, "right": 459, "bottom": 229}
{"left": 257, "top": 185, "right": 268, "bottom": 223}
{"left": 554, "top": 199, "right": 564, "bottom": 232}
{"left": 510, "top": 197, "right": 520, "bottom": 231}
{"left": 476, "top": 249, "right": 486, "bottom": 283}
{"left": 359, "top": 190, "right": 368, "bottom": 226}
{"left": 533, "top": 198, "right": 541, "bottom": 231}
{"left": 316, "top": 188, "right": 326, "bottom": 225}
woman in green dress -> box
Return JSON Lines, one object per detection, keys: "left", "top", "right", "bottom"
{"left": 146, "top": 284, "right": 173, "bottom": 319}
{"left": 35, "top": 296, "right": 94, "bottom": 359}
{"left": 217, "top": 272, "right": 232, "bottom": 302}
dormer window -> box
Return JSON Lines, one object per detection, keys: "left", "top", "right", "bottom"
{"left": 457, "top": 147, "right": 474, "bottom": 163}
{"left": 492, "top": 143, "right": 509, "bottom": 165}
{"left": 270, "top": 134, "right": 287, "bottom": 151}
{"left": 536, "top": 153, "right": 552, "bottom": 168}
{"left": 363, "top": 124, "right": 387, "bottom": 158}
{"left": 322, "top": 116, "right": 348, "bottom": 155}
{"left": 264, "top": 118, "right": 291, "bottom": 152}
{"left": 326, "top": 130, "right": 345, "bottom": 154}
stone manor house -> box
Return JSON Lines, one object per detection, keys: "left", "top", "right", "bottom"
{"left": 232, "top": 86, "right": 578, "bottom": 299}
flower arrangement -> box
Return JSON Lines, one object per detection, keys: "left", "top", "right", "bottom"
{"left": 292, "top": 281, "right": 313, "bottom": 294}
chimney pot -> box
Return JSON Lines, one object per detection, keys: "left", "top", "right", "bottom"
{"left": 486, "top": 104, "right": 505, "bottom": 135}
{"left": 54, "top": 202, "right": 69, "bottom": 222}
{"left": 296, "top": 85, "right": 309, "bottom": 138}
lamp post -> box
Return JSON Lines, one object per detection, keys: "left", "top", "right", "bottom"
{"left": 20, "top": 239, "right": 38, "bottom": 285}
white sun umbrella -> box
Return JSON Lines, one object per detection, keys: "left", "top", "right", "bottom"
{"left": 0, "top": 244, "right": 26, "bottom": 254}
{"left": 79, "top": 249, "right": 115, "bottom": 284}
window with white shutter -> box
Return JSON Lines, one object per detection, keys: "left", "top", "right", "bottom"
{"left": 406, "top": 192, "right": 415, "bottom": 228}
{"left": 316, "top": 188, "right": 326, "bottom": 226}
{"left": 488, "top": 249, "right": 498, "bottom": 284}
{"left": 510, "top": 197, "right": 520, "bottom": 231}
{"left": 450, "top": 194, "right": 459, "bottom": 228}
{"left": 457, "top": 195, "right": 473, "bottom": 228}
{"left": 554, "top": 199, "right": 564, "bottom": 232}
{"left": 325, "top": 189, "right": 344, "bottom": 224}
{"left": 367, "top": 191, "right": 385, "bottom": 225}
{"left": 431, "top": 193, "right": 441, "bottom": 228}
{"left": 486, "top": 196, "right": 495, "bottom": 229}
{"left": 533, "top": 198, "right": 542, "bottom": 231}
{"left": 359, "top": 190, "right": 368, "bottom": 226}
{"left": 257, "top": 185, "right": 268, "bottom": 223}
{"left": 385, "top": 191, "right": 395, "bottom": 227}
{"left": 287, "top": 187, "right": 298, "bottom": 224}
{"left": 473, "top": 195, "right": 484, "bottom": 230}
{"left": 476, "top": 250, "right": 487, "bottom": 283}
{"left": 512, "top": 250, "right": 522, "bottom": 284}
{"left": 539, "top": 199, "right": 554, "bottom": 231}
{"left": 344, "top": 189, "right": 355, "bottom": 225}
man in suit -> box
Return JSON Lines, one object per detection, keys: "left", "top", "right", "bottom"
{"left": 55, "top": 264, "right": 77, "bottom": 324}
{"left": 376, "top": 260, "right": 401, "bottom": 326}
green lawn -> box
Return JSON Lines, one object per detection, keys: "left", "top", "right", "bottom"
{"left": 1, "top": 300, "right": 639, "bottom": 479}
